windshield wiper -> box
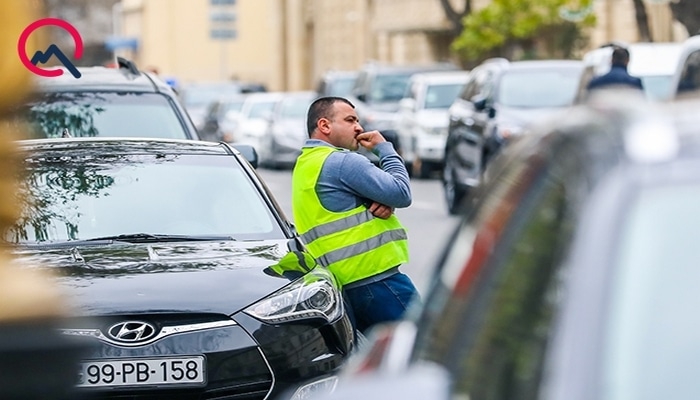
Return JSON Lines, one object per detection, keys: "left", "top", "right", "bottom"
{"left": 83, "top": 233, "right": 235, "bottom": 243}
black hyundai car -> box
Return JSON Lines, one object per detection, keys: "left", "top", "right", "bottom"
{"left": 5, "top": 138, "right": 354, "bottom": 400}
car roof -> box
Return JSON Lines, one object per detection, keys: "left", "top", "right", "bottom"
{"left": 17, "top": 137, "right": 234, "bottom": 156}
{"left": 34, "top": 66, "right": 171, "bottom": 93}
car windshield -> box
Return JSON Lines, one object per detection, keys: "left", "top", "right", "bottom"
{"left": 246, "top": 101, "right": 277, "bottom": 119}
{"left": 424, "top": 83, "right": 465, "bottom": 109}
{"left": 498, "top": 68, "right": 582, "bottom": 108}
{"left": 369, "top": 72, "right": 414, "bottom": 104}
{"left": 18, "top": 92, "right": 189, "bottom": 139}
{"left": 603, "top": 183, "right": 700, "bottom": 399}
{"left": 7, "top": 150, "right": 284, "bottom": 244}
{"left": 641, "top": 75, "right": 674, "bottom": 101}
{"left": 329, "top": 76, "right": 357, "bottom": 97}
{"left": 224, "top": 99, "right": 245, "bottom": 114}
{"left": 278, "top": 96, "right": 313, "bottom": 119}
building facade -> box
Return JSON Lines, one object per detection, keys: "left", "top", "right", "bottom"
{"left": 114, "top": 0, "right": 686, "bottom": 91}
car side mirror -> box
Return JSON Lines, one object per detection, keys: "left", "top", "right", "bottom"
{"left": 472, "top": 95, "right": 488, "bottom": 111}
{"left": 356, "top": 93, "right": 367, "bottom": 103}
{"left": 488, "top": 107, "right": 496, "bottom": 119}
{"left": 399, "top": 98, "right": 416, "bottom": 112}
{"left": 232, "top": 143, "right": 258, "bottom": 168}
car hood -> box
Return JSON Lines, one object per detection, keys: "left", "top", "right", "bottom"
{"left": 12, "top": 239, "right": 304, "bottom": 316}
{"left": 415, "top": 109, "right": 449, "bottom": 128}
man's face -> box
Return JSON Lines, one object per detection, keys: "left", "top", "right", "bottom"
{"left": 327, "top": 101, "right": 363, "bottom": 151}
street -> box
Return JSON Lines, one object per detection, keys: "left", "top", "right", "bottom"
{"left": 256, "top": 167, "right": 462, "bottom": 293}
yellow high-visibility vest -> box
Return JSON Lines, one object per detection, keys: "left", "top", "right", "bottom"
{"left": 292, "top": 146, "right": 409, "bottom": 286}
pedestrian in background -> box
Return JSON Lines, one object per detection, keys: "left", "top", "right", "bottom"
{"left": 587, "top": 46, "right": 644, "bottom": 91}
{"left": 291, "top": 96, "right": 419, "bottom": 335}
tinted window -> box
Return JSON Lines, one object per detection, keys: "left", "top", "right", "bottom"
{"left": 498, "top": 68, "right": 581, "bottom": 107}
{"left": 424, "top": 83, "right": 465, "bottom": 109}
{"left": 369, "top": 72, "right": 414, "bottom": 103}
{"left": 603, "top": 184, "right": 700, "bottom": 400}
{"left": 18, "top": 92, "right": 189, "bottom": 139}
{"left": 8, "top": 151, "right": 284, "bottom": 244}
{"left": 677, "top": 50, "right": 700, "bottom": 95}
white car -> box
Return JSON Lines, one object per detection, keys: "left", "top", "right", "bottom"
{"left": 396, "top": 70, "right": 470, "bottom": 178}
{"left": 234, "top": 92, "right": 285, "bottom": 152}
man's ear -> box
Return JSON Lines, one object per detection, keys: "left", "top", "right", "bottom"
{"left": 317, "top": 117, "right": 331, "bottom": 136}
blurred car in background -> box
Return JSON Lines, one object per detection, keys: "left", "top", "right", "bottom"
{"left": 198, "top": 94, "right": 248, "bottom": 142}
{"left": 443, "top": 58, "right": 584, "bottom": 214}
{"left": 317, "top": 92, "right": 700, "bottom": 400}
{"left": 670, "top": 35, "right": 700, "bottom": 100}
{"left": 235, "top": 92, "right": 286, "bottom": 153}
{"left": 396, "top": 70, "right": 470, "bottom": 179}
{"left": 179, "top": 81, "right": 243, "bottom": 130}
{"left": 12, "top": 58, "right": 199, "bottom": 141}
{"left": 7, "top": 137, "right": 355, "bottom": 400}
{"left": 576, "top": 41, "right": 683, "bottom": 102}
{"left": 348, "top": 62, "right": 459, "bottom": 163}
{"left": 258, "top": 91, "right": 316, "bottom": 169}
{"left": 315, "top": 70, "right": 359, "bottom": 98}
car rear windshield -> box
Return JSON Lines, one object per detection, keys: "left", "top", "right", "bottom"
{"left": 17, "top": 92, "right": 191, "bottom": 139}
{"left": 7, "top": 151, "right": 285, "bottom": 244}
{"left": 498, "top": 68, "right": 582, "bottom": 108}
{"left": 603, "top": 183, "right": 700, "bottom": 399}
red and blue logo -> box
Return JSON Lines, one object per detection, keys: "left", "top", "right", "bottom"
{"left": 18, "top": 18, "right": 83, "bottom": 78}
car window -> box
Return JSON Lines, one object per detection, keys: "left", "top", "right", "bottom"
{"left": 369, "top": 72, "right": 414, "bottom": 103}
{"left": 246, "top": 101, "right": 277, "bottom": 119}
{"left": 416, "top": 145, "right": 578, "bottom": 400}
{"left": 424, "top": 83, "right": 465, "bottom": 109}
{"left": 328, "top": 76, "right": 357, "bottom": 97}
{"left": 498, "top": 68, "right": 581, "bottom": 107}
{"left": 7, "top": 152, "right": 284, "bottom": 244}
{"left": 278, "top": 96, "right": 313, "bottom": 119}
{"left": 17, "top": 92, "right": 189, "bottom": 139}
{"left": 603, "top": 183, "right": 700, "bottom": 400}
{"left": 676, "top": 49, "right": 700, "bottom": 95}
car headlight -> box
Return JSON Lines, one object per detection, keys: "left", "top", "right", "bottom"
{"left": 244, "top": 267, "right": 343, "bottom": 323}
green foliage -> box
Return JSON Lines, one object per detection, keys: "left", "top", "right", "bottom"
{"left": 452, "top": 0, "right": 596, "bottom": 65}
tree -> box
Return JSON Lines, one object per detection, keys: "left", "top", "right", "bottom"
{"left": 670, "top": 0, "right": 700, "bottom": 37}
{"left": 439, "top": 0, "right": 473, "bottom": 36}
{"left": 451, "top": 0, "right": 595, "bottom": 66}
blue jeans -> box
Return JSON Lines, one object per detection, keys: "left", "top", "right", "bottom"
{"left": 343, "top": 272, "right": 420, "bottom": 334}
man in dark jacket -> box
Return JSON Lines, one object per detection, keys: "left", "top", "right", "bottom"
{"left": 587, "top": 46, "right": 644, "bottom": 91}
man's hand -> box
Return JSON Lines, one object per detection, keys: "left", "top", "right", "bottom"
{"left": 355, "top": 130, "right": 386, "bottom": 151}
{"left": 368, "top": 201, "right": 394, "bottom": 219}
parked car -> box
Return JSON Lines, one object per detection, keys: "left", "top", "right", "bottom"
{"left": 316, "top": 92, "right": 700, "bottom": 400}
{"left": 258, "top": 91, "right": 316, "bottom": 169}
{"left": 576, "top": 41, "right": 683, "bottom": 102}
{"left": 12, "top": 57, "right": 200, "bottom": 141}
{"left": 396, "top": 70, "right": 470, "bottom": 178}
{"left": 179, "top": 81, "right": 243, "bottom": 130}
{"left": 670, "top": 35, "right": 700, "bottom": 100}
{"left": 198, "top": 94, "right": 248, "bottom": 142}
{"left": 6, "top": 137, "right": 355, "bottom": 400}
{"left": 348, "top": 62, "right": 459, "bottom": 163}
{"left": 443, "top": 58, "right": 584, "bottom": 214}
{"left": 315, "top": 70, "right": 359, "bottom": 98}
{"left": 235, "top": 92, "right": 286, "bottom": 153}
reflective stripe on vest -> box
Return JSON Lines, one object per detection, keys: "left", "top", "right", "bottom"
{"left": 315, "top": 228, "right": 408, "bottom": 267}
{"left": 300, "top": 209, "right": 375, "bottom": 244}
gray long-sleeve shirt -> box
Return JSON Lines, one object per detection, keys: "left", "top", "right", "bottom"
{"left": 302, "top": 139, "right": 412, "bottom": 212}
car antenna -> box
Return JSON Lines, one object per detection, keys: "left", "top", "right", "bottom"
{"left": 61, "top": 128, "right": 72, "bottom": 138}
{"left": 116, "top": 56, "right": 141, "bottom": 76}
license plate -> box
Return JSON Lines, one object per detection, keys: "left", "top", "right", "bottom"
{"left": 77, "top": 356, "right": 206, "bottom": 388}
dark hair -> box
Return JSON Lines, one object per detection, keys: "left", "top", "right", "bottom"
{"left": 306, "top": 96, "right": 354, "bottom": 137}
{"left": 611, "top": 46, "right": 630, "bottom": 66}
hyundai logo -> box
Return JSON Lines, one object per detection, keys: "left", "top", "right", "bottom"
{"left": 107, "top": 321, "right": 157, "bottom": 343}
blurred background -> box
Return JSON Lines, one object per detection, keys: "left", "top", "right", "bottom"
{"left": 40, "top": 0, "right": 695, "bottom": 91}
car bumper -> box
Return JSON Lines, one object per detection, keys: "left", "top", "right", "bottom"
{"left": 64, "top": 312, "right": 354, "bottom": 399}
